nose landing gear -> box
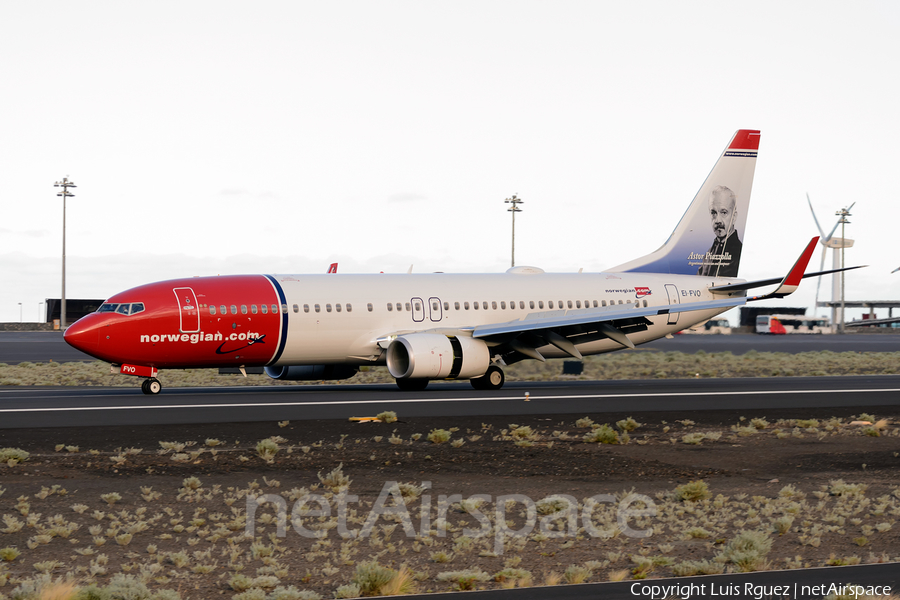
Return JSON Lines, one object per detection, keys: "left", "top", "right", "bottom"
{"left": 141, "top": 378, "right": 162, "bottom": 395}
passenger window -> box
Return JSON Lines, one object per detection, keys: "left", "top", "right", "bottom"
{"left": 220, "top": 305, "right": 227, "bottom": 315}
{"left": 500, "top": 301, "right": 506, "bottom": 309}
{"left": 443, "top": 301, "right": 449, "bottom": 311}
{"left": 251, "top": 305, "right": 258, "bottom": 314}
{"left": 520, "top": 301, "right": 525, "bottom": 309}
{"left": 593, "top": 300, "right": 598, "bottom": 308}
{"left": 548, "top": 301, "right": 554, "bottom": 309}
{"left": 405, "top": 303, "right": 411, "bottom": 311}
{"left": 602, "top": 300, "right": 607, "bottom": 307}
{"left": 230, "top": 305, "right": 237, "bottom": 315}
{"left": 303, "top": 304, "right": 310, "bottom": 313}
{"left": 575, "top": 300, "right": 582, "bottom": 309}
{"left": 396, "top": 303, "right": 402, "bottom": 311}
{"left": 271, "top": 305, "right": 278, "bottom": 314}
{"left": 529, "top": 301, "right": 534, "bottom": 309}
{"left": 538, "top": 301, "right": 543, "bottom": 309}
{"left": 315, "top": 304, "right": 321, "bottom": 313}
{"left": 473, "top": 302, "right": 479, "bottom": 310}
{"left": 414, "top": 302, "right": 421, "bottom": 311}
{"left": 367, "top": 303, "right": 373, "bottom": 312}
{"left": 387, "top": 303, "right": 393, "bottom": 311}
{"left": 454, "top": 302, "right": 460, "bottom": 310}
{"left": 336, "top": 304, "right": 342, "bottom": 312}
{"left": 643, "top": 299, "right": 648, "bottom": 307}
{"left": 293, "top": 304, "right": 299, "bottom": 313}
{"left": 464, "top": 302, "right": 470, "bottom": 310}
{"left": 559, "top": 300, "right": 564, "bottom": 308}
{"left": 281, "top": 304, "right": 287, "bottom": 313}
{"left": 491, "top": 301, "right": 497, "bottom": 310}
{"left": 241, "top": 305, "right": 248, "bottom": 314}
{"left": 347, "top": 304, "right": 353, "bottom": 312}
{"left": 326, "top": 304, "right": 332, "bottom": 312}
{"left": 483, "top": 302, "right": 488, "bottom": 310}
{"left": 261, "top": 304, "right": 268, "bottom": 314}
{"left": 209, "top": 305, "right": 217, "bottom": 315}
{"left": 618, "top": 300, "right": 623, "bottom": 305}
{"left": 567, "top": 301, "right": 573, "bottom": 309}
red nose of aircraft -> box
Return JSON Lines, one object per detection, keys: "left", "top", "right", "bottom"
{"left": 63, "top": 316, "right": 102, "bottom": 357}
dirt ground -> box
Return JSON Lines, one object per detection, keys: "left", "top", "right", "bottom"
{"left": 1, "top": 404, "right": 899, "bottom": 598}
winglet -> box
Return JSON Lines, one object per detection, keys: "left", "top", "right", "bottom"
{"left": 750, "top": 237, "right": 819, "bottom": 300}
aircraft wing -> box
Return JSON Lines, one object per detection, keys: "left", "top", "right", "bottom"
{"left": 469, "top": 296, "right": 747, "bottom": 358}
{"left": 468, "top": 238, "right": 823, "bottom": 361}
{"left": 709, "top": 265, "right": 866, "bottom": 294}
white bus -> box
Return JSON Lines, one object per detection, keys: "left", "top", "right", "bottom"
{"left": 683, "top": 318, "right": 732, "bottom": 334}
{"left": 755, "top": 314, "right": 831, "bottom": 334}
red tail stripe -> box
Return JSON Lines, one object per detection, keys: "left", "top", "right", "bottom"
{"left": 728, "top": 130, "right": 761, "bottom": 150}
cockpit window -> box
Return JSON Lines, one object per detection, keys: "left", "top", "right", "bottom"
{"left": 97, "top": 302, "right": 145, "bottom": 316}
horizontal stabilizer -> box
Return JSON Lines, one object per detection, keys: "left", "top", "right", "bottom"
{"left": 710, "top": 265, "right": 867, "bottom": 294}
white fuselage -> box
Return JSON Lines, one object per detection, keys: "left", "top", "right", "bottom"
{"left": 273, "top": 271, "right": 736, "bottom": 365}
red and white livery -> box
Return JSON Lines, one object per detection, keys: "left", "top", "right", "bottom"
{"left": 64, "top": 130, "right": 855, "bottom": 393}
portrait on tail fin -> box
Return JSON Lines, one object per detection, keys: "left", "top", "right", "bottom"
{"left": 697, "top": 185, "right": 743, "bottom": 277}
{"left": 608, "top": 129, "right": 758, "bottom": 277}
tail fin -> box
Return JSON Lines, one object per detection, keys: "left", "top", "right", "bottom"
{"left": 609, "top": 129, "right": 760, "bottom": 277}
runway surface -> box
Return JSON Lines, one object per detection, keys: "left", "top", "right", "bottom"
{"left": 2, "top": 375, "right": 899, "bottom": 429}
{"left": 2, "top": 331, "right": 899, "bottom": 365}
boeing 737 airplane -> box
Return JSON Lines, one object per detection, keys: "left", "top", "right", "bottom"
{"left": 64, "top": 130, "right": 857, "bottom": 394}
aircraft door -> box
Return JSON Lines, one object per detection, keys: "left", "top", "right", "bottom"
{"left": 173, "top": 287, "right": 200, "bottom": 333}
{"left": 664, "top": 284, "right": 680, "bottom": 325}
{"left": 411, "top": 297, "right": 425, "bottom": 323}
{"left": 428, "top": 297, "right": 443, "bottom": 322}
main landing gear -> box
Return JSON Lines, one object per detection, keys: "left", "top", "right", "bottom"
{"left": 394, "top": 365, "right": 506, "bottom": 391}
{"left": 141, "top": 378, "right": 162, "bottom": 395}
{"left": 470, "top": 365, "right": 505, "bottom": 390}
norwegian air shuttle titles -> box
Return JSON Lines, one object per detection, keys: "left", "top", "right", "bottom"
{"left": 64, "top": 130, "right": 855, "bottom": 394}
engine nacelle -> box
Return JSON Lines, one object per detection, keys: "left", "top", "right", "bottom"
{"left": 264, "top": 365, "right": 358, "bottom": 381}
{"left": 386, "top": 333, "right": 490, "bottom": 380}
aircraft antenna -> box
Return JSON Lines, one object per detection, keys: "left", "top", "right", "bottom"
{"left": 505, "top": 194, "right": 524, "bottom": 267}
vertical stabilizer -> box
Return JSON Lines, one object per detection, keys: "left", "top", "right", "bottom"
{"left": 609, "top": 129, "right": 760, "bottom": 277}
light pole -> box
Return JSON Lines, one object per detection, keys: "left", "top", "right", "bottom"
{"left": 835, "top": 205, "right": 852, "bottom": 333}
{"left": 18, "top": 303, "right": 22, "bottom": 323}
{"left": 54, "top": 177, "right": 76, "bottom": 330}
{"left": 504, "top": 194, "right": 524, "bottom": 267}
{"left": 38, "top": 301, "right": 44, "bottom": 323}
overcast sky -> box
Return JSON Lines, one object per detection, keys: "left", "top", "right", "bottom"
{"left": 2, "top": 1, "right": 898, "bottom": 324}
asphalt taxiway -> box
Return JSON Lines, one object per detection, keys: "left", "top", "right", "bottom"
{"left": 2, "top": 376, "right": 899, "bottom": 429}
{"left": 3, "top": 331, "right": 900, "bottom": 365}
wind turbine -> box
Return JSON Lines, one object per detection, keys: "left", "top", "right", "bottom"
{"left": 807, "top": 194, "right": 854, "bottom": 329}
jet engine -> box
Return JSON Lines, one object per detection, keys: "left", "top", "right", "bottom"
{"left": 264, "top": 365, "right": 358, "bottom": 380}
{"left": 386, "top": 333, "right": 490, "bottom": 380}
